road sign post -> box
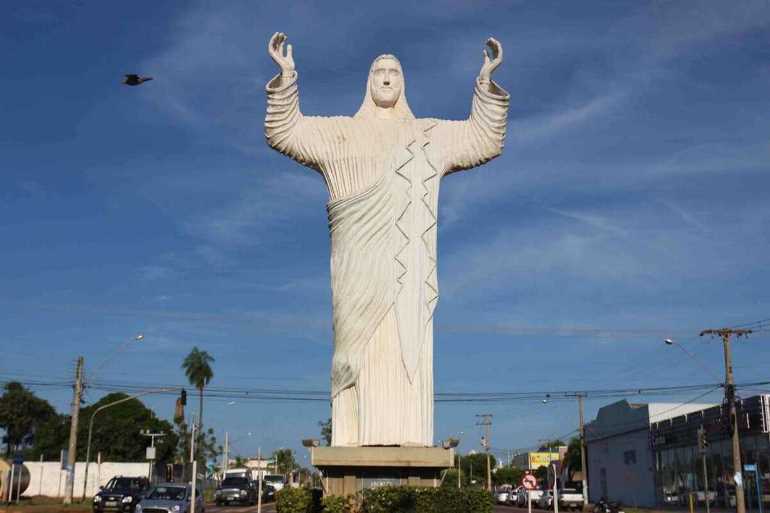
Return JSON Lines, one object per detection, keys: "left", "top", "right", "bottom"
{"left": 523, "top": 472, "right": 538, "bottom": 513}
{"left": 745, "top": 465, "right": 763, "bottom": 513}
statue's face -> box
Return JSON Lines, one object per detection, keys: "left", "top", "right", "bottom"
{"left": 369, "top": 58, "right": 402, "bottom": 109}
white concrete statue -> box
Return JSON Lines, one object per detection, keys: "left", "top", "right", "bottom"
{"left": 265, "top": 32, "right": 509, "bottom": 447}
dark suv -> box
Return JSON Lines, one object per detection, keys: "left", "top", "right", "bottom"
{"left": 214, "top": 476, "right": 257, "bottom": 506}
{"left": 93, "top": 476, "right": 149, "bottom": 513}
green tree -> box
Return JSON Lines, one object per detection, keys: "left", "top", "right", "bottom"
{"left": 76, "top": 393, "right": 178, "bottom": 462}
{"left": 0, "top": 382, "right": 57, "bottom": 454}
{"left": 318, "top": 418, "right": 332, "bottom": 446}
{"left": 181, "top": 347, "right": 214, "bottom": 434}
{"left": 182, "top": 347, "right": 214, "bottom": 468}
{"left": 172, "top": 419, "right": 219, "bottom": 467}
{"left": 538, "top": 439, "right": 565, "bottom": 451}
{"left": 29, "top": 414, "right": 69, "bottom": 460}
{"left": 565, "top": 437, "right": 581, "bottom": 469}
{"left": 454, "top": 453, "right": 497, "bottom": 487}
{"left": 272, "top": 448, "right": 298, "bottom": 477}
{"left": 494, "top": 465, "right": 524, "bottom": 486}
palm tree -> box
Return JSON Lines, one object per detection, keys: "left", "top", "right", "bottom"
{"left": 182, "top": 347, "right": 214, "bottom": 460}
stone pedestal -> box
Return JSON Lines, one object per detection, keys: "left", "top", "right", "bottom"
{"left": 310, "top": 446, "right": 455, "bottom": 497}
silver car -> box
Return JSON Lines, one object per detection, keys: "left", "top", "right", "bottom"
{"left": 135, "top": 483, "right": 204, "bottom": 513}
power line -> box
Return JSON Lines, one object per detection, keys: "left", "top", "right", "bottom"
{"left": 2, "top": 374, "right": 768, "bottom": 404}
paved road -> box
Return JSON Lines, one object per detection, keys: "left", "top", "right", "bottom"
{"left": 494, "top": 505, "right": 542, "bottom": 513}
{"left": 207, "top": 502, "right": 522, "bottom": 513}
{"left": 207, "top": 501, "right": 527, "bottom": 513}
{"left": 206, "top": 502, "right": 277, "bottom": 513}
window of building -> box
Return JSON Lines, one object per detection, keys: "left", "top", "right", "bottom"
{"left": 623, "top": 450, "right": 637, "bottom": 465}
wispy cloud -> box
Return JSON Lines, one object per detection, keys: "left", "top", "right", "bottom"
{"left": 548, "top": 208, "right": 629, "bottom": 238}
{"left": 183, "top": 170, "right": 326, "bottom": 248}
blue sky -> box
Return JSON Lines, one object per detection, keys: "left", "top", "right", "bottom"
{"left": 2, "top": 0, "right": 770, "bottom": 462}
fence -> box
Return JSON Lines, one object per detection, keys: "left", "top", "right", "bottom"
{"left": 22, "top": 460, "right": 148, "bottom": 498}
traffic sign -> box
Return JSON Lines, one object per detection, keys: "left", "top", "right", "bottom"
{"left": 522, "top": 474, "right": 537, "bottom": 490}
{"left": 745, "top": 464, "right": 757, "bottom": 472}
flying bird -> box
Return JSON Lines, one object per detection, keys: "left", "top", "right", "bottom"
{"left": 122, "top": 74, "right": 153, "bottom": 86}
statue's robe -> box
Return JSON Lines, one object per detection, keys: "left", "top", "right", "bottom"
{"left": 265, "top": 71, "right": 509, "bottom": 446}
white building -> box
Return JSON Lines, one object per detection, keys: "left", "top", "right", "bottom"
{"left": 585, "top": 400, "right": 715, "bottom": 507}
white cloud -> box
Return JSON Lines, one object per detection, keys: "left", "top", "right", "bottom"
{"left": 183, "top": 170, "right": 326, "bottom": 249}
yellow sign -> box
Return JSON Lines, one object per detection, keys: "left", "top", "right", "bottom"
{"left": 529, "top": 452, "right": 559, "bottom": 469}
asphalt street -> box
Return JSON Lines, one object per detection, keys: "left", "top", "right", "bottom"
{"left": 494, "top": 506, "right": 534, "bottom": 513}
{"left": 207, "top": 502, "right": 277, "bottom": 513}
{"left": 207, "top": 502, "right": 525, "bottom": 513}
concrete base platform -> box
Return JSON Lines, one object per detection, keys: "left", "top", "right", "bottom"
{"left": 311, "top": 446, "right": 455, "bottom": 496}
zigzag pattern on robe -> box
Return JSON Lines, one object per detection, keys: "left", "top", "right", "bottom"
{"left": 393, "top": 121, "right": 440, "bottom": 382}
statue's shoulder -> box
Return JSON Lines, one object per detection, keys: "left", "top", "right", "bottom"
{"left": 302, "top": 114, "right": 358, "bottom": 129}
{"left": 303, "top": 114, "right": 355, "bottom": 122}
{"left": 416, "top": 118, "right": 441, "bottom": 132}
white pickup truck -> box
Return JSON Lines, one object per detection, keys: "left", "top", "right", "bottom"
{"left": 558, "top": 488, "right": 585, "bottom": 511}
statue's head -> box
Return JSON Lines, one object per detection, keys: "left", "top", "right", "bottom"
{"left": 369, "top": 55, "right": 402, "bottom": 108}
{"left": 355, "top": 54, "right": 414, "bottom": 120}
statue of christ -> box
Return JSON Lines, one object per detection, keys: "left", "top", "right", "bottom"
{"left": 264, "top": 32, "right": 509, "bottom": 447}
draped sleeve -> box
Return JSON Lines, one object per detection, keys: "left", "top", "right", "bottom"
{"left": 432, "top": 78, "right": 510, "bottom": 176}
{"left": 264, "top": 72, "right": 335, "bottom": 173}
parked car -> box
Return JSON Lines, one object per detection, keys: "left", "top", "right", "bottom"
{"left": 558, "top": 488, "right": 585, "bottom": 511}
{"left": 93, "top": 476, "right": 149, "bottom": 513}
{"left": 261, "top": 483, "right": 277, "bottom": 502}
{"left": 214, "top": 476, "right": 257, "bottom": 506}
{"left": 263, "top": 474, "right": 286, "bottom": 492}
{"left": 496, "top": 489, "right": 511, "bottom": 504}
{"left": 507, "top": 486, "right": 525, "bottom": 505}
{"left": 518, "top": 488, "right": 544, "bottom": 507}
{"left": 135, "top": 483, "right": 204, "bottom": 513}
{"left": 537, "top": 490, "right": 554, "bottom": 509}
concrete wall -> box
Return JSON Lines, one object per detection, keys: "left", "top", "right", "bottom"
{"left": 21, "top": 461, "right": 149, "bottom": 498}
{"left": 587, "top": 428, "right": 656, "bottom": 507}
{"left": 585, "top": 400, "right": 718, "bottom": 508}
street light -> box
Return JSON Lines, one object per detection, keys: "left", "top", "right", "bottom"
{"left": 456, "top": 431, "right": 464, "bottom": 489}
{"left": 91, "top": 333, "right": 146, "bottom": 378}
{"left": 662, "top": 338, "right": 721, "bottom": 380}
{"left": 81, "top": 388, "right": 174, "bottom": 501}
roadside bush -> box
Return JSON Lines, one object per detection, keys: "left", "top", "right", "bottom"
{"left": 276, "top": 487, "right": 314, "bottom": 513}
{"left": 322, "top": 495, "right": 348, "bottom": 513}
{"left": 362, "top": 486, "right": 415, "bottom": 513}
{"left": 359, "top": 486, "right": 492, "bottom": 513}
{"left": 426, "top": 486, "right": 492, "bottom": 513}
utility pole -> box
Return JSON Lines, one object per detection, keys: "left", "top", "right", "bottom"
{"left": 457, "top": 453, "right": 462, "bottom": 489}
{"left": 578, "top": 394, "right": 589, "bottom": 508}
{"left": 63, "top": 356, "right": 84, "bottom": 505}
{"left": 257, "top": 447, "right": 263, "bottom": 513}
{"left": 700, "top": 328, "right": 751, "bottom": 513}
{"left": 223, "top": 432, "right": 229, "bottom": 474}
{"left": 698, "top": 426, "right": 711, "bottom": 513}
{"left": 476, "top": 414, "right": 493, "bottom": 492}
{"left": 189, "top": 417, "right": 197, "bottom": 513}
{"left": 140, "top": 430, "right": 166, "bottom": 484}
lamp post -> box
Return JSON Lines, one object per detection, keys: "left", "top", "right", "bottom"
{"left": 458, "top": 431, "right": 464, "bottom": 489}
{"left": 91, "top": 333, "right": 145, "bottom": 378}
{"left": 81, "top": 388, "right": 174, "bottom": 500}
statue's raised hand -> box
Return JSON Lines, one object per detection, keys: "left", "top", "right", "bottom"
{"left": 479, "top": 37, "right": 503, "bottom": 83}
{"left": 269, "top": 32, "right": 295, "bottom": 77}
